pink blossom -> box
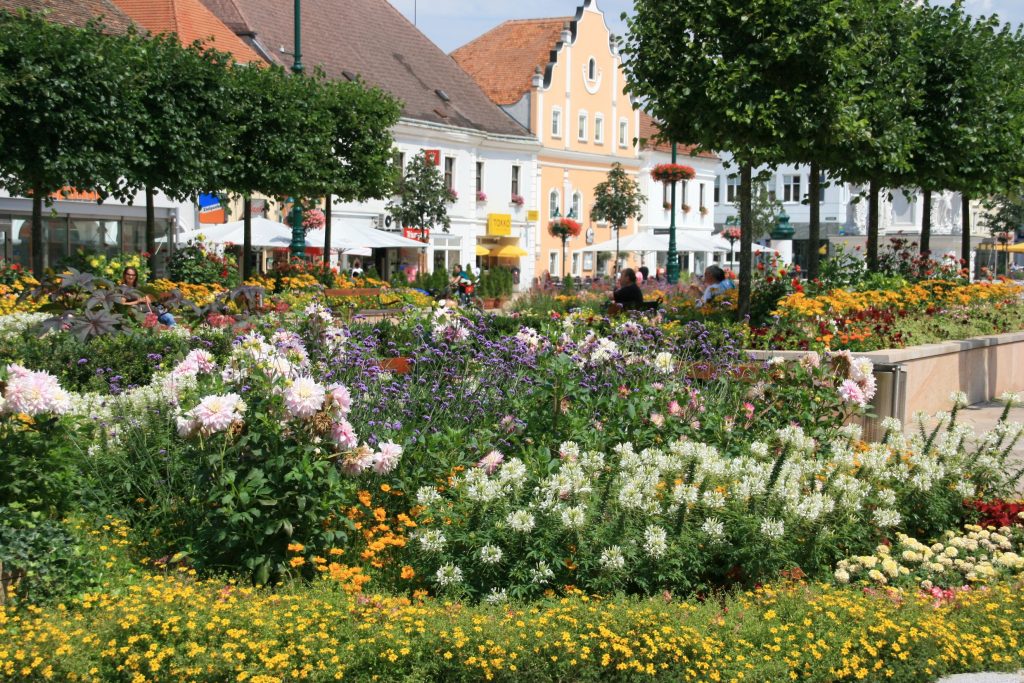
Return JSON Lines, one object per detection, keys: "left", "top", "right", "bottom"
{"left": 743, "top": 402, "right": 755, "bottom": 420}
{"left": 341, "top": 446, "right": 374, "bottom": 476}
{"left": 668, "top": 400, "right": 683, "bottom": 417}
{"left": 650, "top": 413, "right": 665, "bottom": 427}
{"left": 188, "top": 393, "right": 245, "bottom": 435}
{"left": 838, "top": 379, "right": 867, "bottom": 407}
{"left": 477, "top": 450, "right": 504, "bottom": 475}
{"left": 330, "top": 418, "right": 358, "bottom": 450}
{"left": 372, "top": 441, "right": 403, "bottom": 474}
{"left": 172, "top": 349, "right": 216, "bottom": 378}
{"left": 2, "top": 364, "right": 71, "bottom": 416}
{"left": 326, "top": 383, "right": 352, "bottom": 415}
{"left": 283, "top": 377, "right": 326, "bottom": 419}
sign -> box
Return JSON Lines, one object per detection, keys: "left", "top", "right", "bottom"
{"left": 423, "top": 149, "right": 441, "bottom": 166}
{"left": 526, "top": 210, "right": 539, "bottom": 222}
{"left": 50, "top": 187, "right": 100, "bottom": 202}
{"left": 653, "top": 228, "right": 671, "bottom": 235}
{"left": 585, "top": 227, "right": 595, "bottom": 245}
{"left": 198, "top": 193, "right": 226, "bottom": 224}
{"left": 487, "top": 213, "right": 512, "bottom": 236}
{"left": 403, "top": 227, "right": 430, "bottom": 242}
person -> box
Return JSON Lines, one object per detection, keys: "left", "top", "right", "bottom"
{"left": 121, "top": 267, "right": 175, "bottom": 326}
{"left": 469, "top": 262, "right": 481, "bottom": 278}
{"left": 610, "top": 268, "right": 644, "bottom": 307}
{"left": 350, "top": 259, "right": 364, "bottom": 278}
{"left": 690, "top": 265, "right": 735, "bottom": 307}
{"left": 638, "top": 265, "right": 650, "bottom": 283}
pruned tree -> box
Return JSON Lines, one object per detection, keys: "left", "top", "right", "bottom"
{"left": 591, "top": 163, "right": 643, "bottom": 276}
{"left": 387, "top": 151, "right": 452, "bottom": 239}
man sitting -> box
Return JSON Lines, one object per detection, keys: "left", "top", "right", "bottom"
{"left": 611, "top": 268, "right": 644, "bottom": 308}
{"left": 691, "top": 265, "right": 735, "bottom": 307}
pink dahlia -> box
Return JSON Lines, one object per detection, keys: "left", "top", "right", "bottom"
{"left": 2, "top": 364, "right": 71, "bottom": 416}
{"left": 838, "top": 379, "right": 867, "bottom": 407}
{"left": 330, "top": 418, "right": 359, "bottom": 450}
{"left": 476, "top": 449, "right": 504, "bottom": 475}
{"left": 326, "top": 383, "right": 352, "bottom": 415}
{"left": 188, "top": 393, "right": 245, "bottom": 435}
{"left": 372, "top": 441, "right": 404, "bottom": 474}
{"left": 283, "top": 377, "right": 325, "bottom": 419}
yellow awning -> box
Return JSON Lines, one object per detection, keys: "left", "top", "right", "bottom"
{"left": 977, "top": 242, "right": 1024, "bottom": 253}
{"left": 493, "top": 245, "right": 529, "bottom": 258}
{"left": 475, "top": 245, "right": 491, "bottom": 256}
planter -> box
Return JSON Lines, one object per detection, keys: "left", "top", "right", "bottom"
{"left": 377, "top": 357, "right": 412, "bottom": 374}
{"left": 747, "top": 329, "right": 1024, "bottom": 440}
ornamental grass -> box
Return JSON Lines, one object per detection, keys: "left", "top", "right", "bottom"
{"left": 3, "top": 574, "right": 1024, "bottom": 682}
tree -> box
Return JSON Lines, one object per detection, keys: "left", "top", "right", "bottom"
{"left": 0, "top": 12, "right": 140, "bottom": 278}
{"left": 387, "top": 151, "right": 453, "bottom": 240}
{"left": 111, "top": 32, "right": 236, "bottom": 273}
{"left": 733, "top": 178, "right": 783, "bottom": 240}
{"left": 591, "top": 163, "right": 643, "bottom": 277}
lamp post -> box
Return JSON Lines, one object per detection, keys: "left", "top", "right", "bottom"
{"left": 288, "top": 0, "right": 306, "bottom": 259}
{"left": 666, "top": 142, "right": 680, "bottom": 284}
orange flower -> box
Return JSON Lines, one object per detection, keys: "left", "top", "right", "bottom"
{"left": 401, "top": 566, "right": 415, "bottom": 580}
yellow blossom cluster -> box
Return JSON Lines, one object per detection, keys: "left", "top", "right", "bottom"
{"left": 242, "top": 276, "right": 276, "bottom": 292}
{"left": 3, "top": 578, "right": 1024, "bottom": 681}
{"left": 278, "top": 274, "right": 321, "bottom": 291}
{"left": 0, "top": 275, "right": 41, "bottom": 315}
{"left": 149, "top": 280, "right": 226, "bottom": 306}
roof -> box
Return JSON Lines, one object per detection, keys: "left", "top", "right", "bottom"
{"left": 199, "top": 0, "right": 532, "bottom": 138}
{"left": 639, "top": 111, "right": 718, "bottom": 160}
{"left": 451, "top": 17, "right": 570, "bottom": 106}
{"left": 110, "top": 0, "right": 264, "bottom": 63}
{"left": 0, "top": 0, "right": 135, "bottom": 32}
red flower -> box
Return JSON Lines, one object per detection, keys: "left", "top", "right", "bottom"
{"left": 548, "top": 218, "right": 582, "bottom": 240}
{"left": 650, "top": 163, "right": 697, "bottom": 184}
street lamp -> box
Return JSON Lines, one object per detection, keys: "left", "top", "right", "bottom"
{"left": 288, "top": 0, "right": 306, "bottom": 259}
{"left": 666, "top": 142, "right": 680, "bottom": 284}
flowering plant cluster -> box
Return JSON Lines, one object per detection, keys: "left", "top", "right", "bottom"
{"left": 61, "top": 249, "right": 150, "bottom": 284}
{"left": 510, "top": 193, "right": 525, "bottom": 206}
{"left": 475, "top": 190, "right": 487, "bottom": 202}
{"left": 547, "top": 217, "right": 582, "bottom": 240}
{"left": 650, "top": 163, "right": 696, "bottom": 184}
{"left": 721, "top": 226, "right": 742, "bottom": 243}
{"left": 302, "top": 207, "right": 326, "bottom": 230}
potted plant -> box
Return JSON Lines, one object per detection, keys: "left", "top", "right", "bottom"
{"left": 476, "top": 190, "right": 487, "bottom": 203}
{"left": 510, "top": 194, "right": 525, "bottom": 207}
{"left": 548, "top": 217, "right": 582, "bottom": 279}
{"left": 650, "top": 163, "right": 696, "bottom": 184}
{"left": 446, "top": 188, "right": 459, "bottom": 203}
{"left": 699, "top": 206, "right": 710, "bottom": 217}
{"left": 662, "top": 201, "right": 672, "bottom": 211}
{"left": 681, "top": 203, "right": 692, "bottom": 214}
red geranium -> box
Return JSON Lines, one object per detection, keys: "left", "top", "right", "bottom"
{"left": 548, "top": 218, "right": 582, "bottom": 240}
{"left": 650, "top": 163, "right": 696, "bottom": 184}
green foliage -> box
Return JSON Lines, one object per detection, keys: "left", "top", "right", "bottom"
{"left": 387, "top": 151, "right": 452, "bottom": 235}
{"left": 0, "top": 406, "right": 81, "bottom": 518}
{"left": 733, "top": 179, "right": 782, "bottom": 240}
{"left": 478, "top": 268, "right": 514, "bottom": 299}
{"left": 168, "top": 242, "right": 238, "bottom": 286}
{"left": 0, "top": 510, "right": 97, "bottom": 605}
{"left": 591, "top": 163, "right": 644, "bottom": 268}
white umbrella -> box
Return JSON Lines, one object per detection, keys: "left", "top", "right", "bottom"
{"left": 302, "top": 224, "right": 427, "bottom": 250}
{"left": 580, "top": 231, "right": 734, "bottom": 253}
{"left": 159, "top": 217, "right": 292, "bottom": 248}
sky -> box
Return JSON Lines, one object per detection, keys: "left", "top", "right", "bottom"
{"left": 389, "top": 0, "right": 1024, "bottom": 53}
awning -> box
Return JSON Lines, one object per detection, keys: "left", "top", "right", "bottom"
{"left": 158, "top": 216, "right": 293, "bottom": 248}
{"left": 493, "top": 245, "right": 529, "bottom": 258}
{"left": 475, "top": 245, "right": 491, "bottom": 256}
{"left": 977, "top": 242, "right": 1024, "bottom": 253}
{"left": 303, "top": 224, "right": 427, "bottom": 250}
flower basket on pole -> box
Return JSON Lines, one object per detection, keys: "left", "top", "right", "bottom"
{"left": 650, "top": 163, "right": 696, "bottom": 184}
{"left": 722, "top": 226, "right": 741, "bottom": 267}
{"left": 548, "top": 217, "right": 581, "bottom": 279}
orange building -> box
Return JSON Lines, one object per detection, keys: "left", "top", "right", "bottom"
{"left": 453, "top": 0, "right": 641, "bottom": 281}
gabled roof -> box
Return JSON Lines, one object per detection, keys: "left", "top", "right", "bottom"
{"left": 111, "top": 0, "right": 264, "bottom": 63}
{"left": 451, "top": 17, "right": 570, "bottom": 107}
{"left": 639, "top": 111, "right": 719, "bottom": 161}
{"left": 199, "top": 0, "right": 532, "bottom": 138}
{"left": 0, "top": 0, "right": 135, "bottom": 33}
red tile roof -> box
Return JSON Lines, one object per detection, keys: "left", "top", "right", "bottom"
{"left": 0, "top": 0, "right": 134, "bottom": 32}
{"left": 199, "top": 0, "right": 532, "bottom": 138}
{"left": 111, "top": 0, "right": 264, "bottom": 63}
{"left": 639, "top": 111, "right": 718, "bottom": 160}
{"left": 451, "top": 17, "right": 571, "bottom": 107}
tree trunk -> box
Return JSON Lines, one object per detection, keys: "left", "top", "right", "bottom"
{"left": 920, "top": 189, "right": 932, "bottom": 256}
{"left": 807, "top": 162, "right": 821, "bottom": 280}
{"left": 242, "top": 196, "right": 252, "bottom": 282}
{"left": 961, "top": 193, "right": 971, "bottom": 276}
{"left": 323, "top": 193, "right": 332, "bottom": 266}
{"left": 867, "top": 181, "right": 880, "bottom": 272}
{"left": 737, "top": 163, "right": 752, "bottom": 321}
{"left": 614, "top": 226, "right": 620, "bottom": 279}
{"left": 31, "top": 188, "right": 43, "bottom": 279}
{"left": 145, "top": 186, "right": 156, "bottom": 273}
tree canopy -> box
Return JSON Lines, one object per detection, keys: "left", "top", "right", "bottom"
{"left": 387, "top": 151, "right": 453, "bottom": 237}
{"left": 591, "top": 163, "right": 644, "bottom": 274}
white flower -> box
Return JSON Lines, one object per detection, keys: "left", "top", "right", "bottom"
{"left": 701, "top": 517, "right": 725, "bottom": 541}
{"left": 529, "top": 560, "right": 555, "bottom": 585}
{"left": 560, "top": 505, "right": 588, "bottom": 530}
{"left": 643, "top": 525, "right": 668, "bottom": 559}
{"left": 653, "top": 351, "right": 674, "bottom": 374}
{"left": 949, "top": 391, "right": 969, "bottom": 408}
{"left": 999, "top": 391, "right": 1021, "bottom": 406}
{"left": 435, "top": 563, "right": 463, "bottom": 587}
{"left": 506, "top": 510, "right": 535, "bottom": 533}
{"left": 283, "top": 377, "right": 326, "bottom": 419}
{"left": 416, "top": 486, "right": 442, "bottom": 506}
{"left": 480, "top": 544, "right": 503, "bottom": 565}
{"left": 873, "top": 508, "right": 902, "bottom": 529}
{"left": 417, "top": 529, "right": 446, "bottom": 553}
{"left": 599, "top": 546, "right": 626, "bottom": 571}
{"left": 834, "top": 568, "right": 850, "bottom": 584}
{"left": 760, "top": 518, "right": 785, "bottom": 541}
{"left": 484, "top": 588, "right": 508, "bottom": 605}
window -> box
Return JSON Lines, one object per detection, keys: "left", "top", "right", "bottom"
{"left": 548, "top": 251, "right": 559, "bottom": 276}
{"left": 662, "top": 181, "right": 671, "bottom": 208}
{"left": 571, "top": 192, "right": 582, "bottom": 219}
{"left": 583, "top": 252, "right": 594, "bottom": 271}
{"left": 511, "top": 165, "right": 520, "bottom": 197}
{"left": 594, "top": 114, "right": 604, "bottom": 144}
{"left": 551, "top": 107, "right": 562, "bottom": 138}
{"left": 393, "top": 151, "right": 405, "bottom": 172}
{"left": 588, "top": 58, "right": 597, "bottom": 81}
{"left": 714, "top": 177, "right": 720, "bottom": 204}
{"left": 577, "top": 111, "right": 588, "bottom": 141}
{"left": 572, "top": 252, "right": 581, "bottom": 276}
{"left": 444, "top": 157, "right": 455, "bottom": 191}
{"left": 680, "top": 180, "right": 689, "bottom": 207}
{"left": 549, "top": 189, "right": 560, "bottom": 218}
{"left": 783, "top": 174, "right": 801, "bottom": 203}
{"left": 475, "top": 162, "right": 483, "bottom": 193}
{"left": 699, "top": 184, "right": 706, "bottom": 211}
{"left": 618, "top": 119, "right": 628, "bottom": 148}
{"left": 726, "top": 175, "right": 741, "bottom": 203}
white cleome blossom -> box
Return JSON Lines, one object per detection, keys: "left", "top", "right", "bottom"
{"left": 479, "top": 544, "right": 504, "bottom": 565}
{"left": 701, "top": 517, "right": 726, "bottom": 541}
{"left": 600, "top": 546, "right": 626, "bottom": 571}
{"left": 506, "top": 510, "right": 536, "bottom": 533}
{"left": 643, "top": 525, "right": 668, "bottom": 559}
{"left": 760, "top": 518, "right": 785, "bottom": 540}
{"left": 417, "top": 529, "right": 446, "bottom": 553}
{"left": 435, "top": 563, "right": 463, "bottom": 587}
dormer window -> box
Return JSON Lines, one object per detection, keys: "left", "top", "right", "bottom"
{"left": 588, "top": 58, "right": 597, "bottom": 81}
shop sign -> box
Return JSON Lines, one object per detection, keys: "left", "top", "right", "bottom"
{"left": 423, "top": 149, "right": 441, "bottom": 166}
{"left": 585, "top": 228, "right": 595, "bottom": 245}
{"left": 198, "top": 192, "right": 226, "bottom": 224}
{"left": 487, "top": 213, "right": 512, "bottom": 236}
{"left": 49, "top": 187, "right": 100, "bottom": 202}
{"left": 526, "top": 210, "right": 539, "bottom": 222}
{"left": 403, "top": 227, "right": 430, "bottom": 242}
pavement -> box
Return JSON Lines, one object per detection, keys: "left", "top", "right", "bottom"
{"left": 937, "top": 674, "right": 1024, "bottom": 683}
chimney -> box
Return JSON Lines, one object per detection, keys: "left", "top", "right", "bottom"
{"left": 531, "top": 65, "right": 543, "bottom": 88}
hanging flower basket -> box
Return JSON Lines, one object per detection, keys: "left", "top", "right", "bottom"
{"left": 548, "top": 218, "right": 582, "bottom": 240}
{"left": 302, "top": 208, "right": 326, "bottom": 231}
{"left": 650, "top": 163, "right": 696, "bottom": 184}
{"left": 721, "top": 226, "right": 742, "bottom": 243}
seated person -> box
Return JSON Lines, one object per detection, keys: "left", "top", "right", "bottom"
{"left": 690, "top": 265, "right": 735, "bottom": 307}
{"left": 121, "top": 267, "right": 175, "bottom": 326}
{"left": 610, "top": 268, "right": 644, "bottom": 307}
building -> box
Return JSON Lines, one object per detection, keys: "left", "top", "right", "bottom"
{"left": 453, "top": 0, "right": 643, "bottom": 281}
{"left": 202, "top": 0, "right": 541, "bottom": 285}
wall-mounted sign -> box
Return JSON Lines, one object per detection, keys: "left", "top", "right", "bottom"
{"left": 585, "top": 227, "right": 595, "bottom": 245}
{"left": 50, "top": 187, "right": 100, "bottom": 202}
{"left": 487, "top": 213, "right": 512, "bottom": 236}
{"left": 526, "top": 209, "right": 539, "bottom": 222}
{"left": 198, "top": 193, "right": 226, "bottom": 224}
{"left": 403, "top": 227, "right": 430, "bottom": 242}
{"left": 423, "top": 149, "right": 441, "bottom": 166}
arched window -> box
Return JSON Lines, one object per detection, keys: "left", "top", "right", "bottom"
{"left": 588, "top": 58, "right": 597, "bottom": 80}
{"left": 571, "top": 192, "right": 583, "bottom": 219}
{"left": 549, "top": 189, "right": 561, "bottom": 218}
